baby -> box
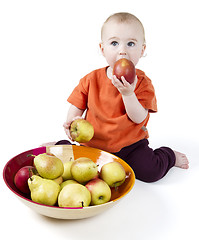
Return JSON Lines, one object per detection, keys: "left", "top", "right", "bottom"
{"left": 55, "top": 12, "right": 189, "bottom": 182}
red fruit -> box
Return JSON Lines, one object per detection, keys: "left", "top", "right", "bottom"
{"left": 14, "top": 166, "right": 35, "bottom": 194}
{"left": 113, "top": 58, "right": 136, "bottom": 84}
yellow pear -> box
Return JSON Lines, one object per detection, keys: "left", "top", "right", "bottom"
{"left": 28, "top": 175, "right": 60, "bottom": 206}
{"left": 71, "top": 157, "right": 98, "bottom": 184}
{"left": 60, "top": 180, "right": 78, "bottom": 190}
{"left": 58, "top": 183, "right": 91, "bottom": 207}
{"left": 34, "top": 153, "right": 64, "bottom": 179}
{"left": 62, "top": 160, "right": 74, "bottom": 180}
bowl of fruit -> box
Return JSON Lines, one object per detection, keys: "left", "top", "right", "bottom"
{"left": 3, "top": 144, "right": 135, "bottom": 219}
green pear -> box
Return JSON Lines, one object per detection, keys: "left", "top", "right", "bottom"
{"left": 28, "top": 175, "right": 60, "bottom": 206}
{"left": 53, "top": 176, "right": 63, "bottom": 185}
{"left": 60, "top": 180, "right": 78, "bottom": 190}
{"left": 34, "top": 153, "right": 64, "bottom": 179}
{"left": 58, "top": 183, "right": 91, "bottom": 207}
{"left": 62, "top": 160, "right": 74, "bottom": 180}
{"left": 71, "top": 157, "right": 98, "bottom": 184}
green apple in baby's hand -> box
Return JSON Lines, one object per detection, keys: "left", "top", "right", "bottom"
{"left": 85, "top": 178, "right": 111, "bottom": 205}
{"left": 71, "top": 157, "right": 98, "bottom": 184}
{"left": 34, "top": 153, "right": 64, "bottom": 180}
{"left": 58, "top": 183, "right": 91, "bottom": 207}
{"left": 100, "top": 162, "right": 126, "bottom": 188}
{"left": 69, "top": 119, "right": 94, "bottom": 143}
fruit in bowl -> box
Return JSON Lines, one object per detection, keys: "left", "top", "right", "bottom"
{"left": 14, "top": 166, "right": 36, "bottom": 194}
{"left": 3, "top": 145, "right": 135, "bottom": 219}
{"left": 85, "top": 178, "right": 111, "bottom": 205}
{"left": 70, "top": 157, "right": 98, "bottom": 184}
{"left": 34, "top": 153, "right": 64, "bottom": 179}
{"left": 100, "top": 162, "right": 126, "bottom": 188}
{"left": 28, "top": 175, "right": 60, "bottom": 206}
{"left": 58, "top": 183, "right": 91, "bottom": 208}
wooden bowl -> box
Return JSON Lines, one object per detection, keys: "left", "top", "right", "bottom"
{"left": 3, "top": 145, "right": 135, "bottom": 219}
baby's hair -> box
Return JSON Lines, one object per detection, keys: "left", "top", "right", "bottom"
{"left": 101, "top": 12, "right": 146, "bottom": 43}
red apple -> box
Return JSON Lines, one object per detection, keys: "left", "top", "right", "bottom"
{"left": 14, "top": 166, "right": 36, "bottom": 194}
{"left": 85, "top": 178, "right": 111, "bottom": 205}
{"left": 113, "top": 58, "right": 136, "bottom": 84}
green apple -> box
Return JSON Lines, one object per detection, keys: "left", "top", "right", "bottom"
{"left": 58, "top": 183, "right": 91, "bottom": 207}
{"left": 69, "top": 119, "right": 94, "bottom": 143}
{"left": 85, "top": 178, "right": 111, "bottom": 205}
{"left": 62, "top": 160, "right": 74, "bottom": 180}
{"left": 100, "top": 162, "right": 126, "bottom": 188}
{"left": 71, "top": 157, "right": 98, "bottom": 184}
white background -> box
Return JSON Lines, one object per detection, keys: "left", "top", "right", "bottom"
{"left": 1, "top": 0, "right": 199, "bottom": 239}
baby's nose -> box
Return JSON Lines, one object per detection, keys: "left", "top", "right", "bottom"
{"left": 119, "top": 45, "right": 127, "bottom": 55}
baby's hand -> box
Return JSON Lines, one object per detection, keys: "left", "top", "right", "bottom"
{"left": 112, "top": 75, "right": 138, "bottom": 96}
{"left": 63, "top": 116, "right": 84, "bottom": 141}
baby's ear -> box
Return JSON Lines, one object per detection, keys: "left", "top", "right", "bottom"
{"left": 141, "top": 44, "right": 146, "bottom": 57}
{"left": 99, "top": 42, "right": 105, "bottom": 56}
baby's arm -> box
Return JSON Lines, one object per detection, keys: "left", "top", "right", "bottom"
{"left": 63, "top": 104, "right": 84, "bottom": 140}
{"left": 112, "top": 75, "right": 148, "bottom": 124}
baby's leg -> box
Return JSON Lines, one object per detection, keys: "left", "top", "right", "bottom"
{"left": 114, "top": 139, "right": 176, "bottom": 183}
{"left": 173, "top": 151, "right": 189, "bottom": 169}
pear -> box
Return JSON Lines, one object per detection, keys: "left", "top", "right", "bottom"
{"left": 71, "top": 157, "right": 98, "bottom": 184}
{"left": 60, "top": 180, "right": 78, "bottom": 190}
{"left": 58, "top": 183, "right": 91, "bottom": 207}
{"left": 53, "top": 176, "right": 63, "bottom": 185}
{"left": 62, "top": 160, "right": 74, "bottom": 181}
{"left": 34, "top": 153, "right": 64, "bottom": 179}
{"left": 28, "top": 175, "right": 60, "bottom": 206}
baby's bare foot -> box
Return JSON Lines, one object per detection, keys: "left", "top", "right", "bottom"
{"left": 174, "top": 151, "right": 189, "bottom": 169}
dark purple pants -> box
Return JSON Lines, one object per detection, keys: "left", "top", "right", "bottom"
{"left": 55, "top": 139, "right": 176, "bottom": 183}
{"left": 113, "top": 139, "right": 176, "bottom": 182}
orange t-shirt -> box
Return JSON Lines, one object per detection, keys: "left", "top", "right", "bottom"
{"left": 67, "top": 67, "right": 157, "bottom": 152}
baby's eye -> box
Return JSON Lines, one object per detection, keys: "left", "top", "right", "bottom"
{"left": 111, "top": 41, "right": 119, "bottom": 46}
{"left": 127, "top": 41, "right": 135, "bottom": 47}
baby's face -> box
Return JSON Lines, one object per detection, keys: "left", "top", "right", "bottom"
{"left": 100, "top": 20, "right": 146, "bottom": 69}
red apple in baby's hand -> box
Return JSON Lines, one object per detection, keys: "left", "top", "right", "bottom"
{"left": 14, "top": 166, "right": 36, "bottom": 194}
{"left": 113, "top": 58, "right": 136, "bottom": 84}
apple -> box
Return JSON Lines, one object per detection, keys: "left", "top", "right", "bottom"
{"left": 58, "top": 183, "right": 91, "bottom": 207}
{"left": 71, "top": 157, "right": 98, "bottom": 184}
{"left": 113, "top": 58, "right": 136, "bottom": 84}
{"left": 14, "top": 166, "right": 36, "bottom": 194}
{"left": 85, "top": 178, "right": 111, "bottom": 205}
{"left": 70, "top": 119, "right": 94, "bottom": 143}
{"left": 100, "top": 162, "right": 126, "bottom": 188}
